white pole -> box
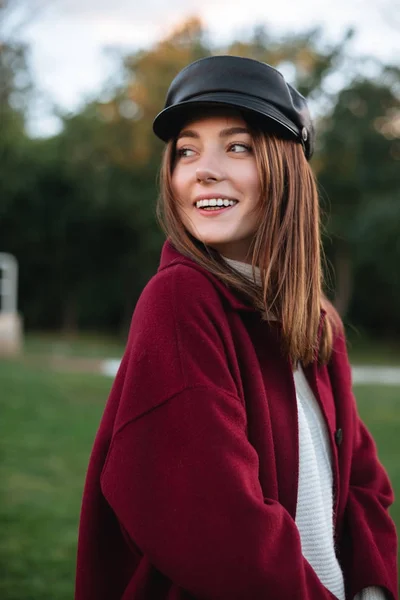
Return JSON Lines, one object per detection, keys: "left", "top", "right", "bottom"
{"left": 0, "top": 253, "right": 18, "bottom": 314}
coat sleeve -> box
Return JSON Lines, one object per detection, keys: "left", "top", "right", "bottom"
{"left": 100, "top": 266, "right": 338, "bottom": 600}
{"left": 331, "top": 326, "right": 398, "bottom": 600}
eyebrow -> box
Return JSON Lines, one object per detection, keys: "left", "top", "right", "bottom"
{"left": 177, "top": 126, "right": 250, "bottom": 140}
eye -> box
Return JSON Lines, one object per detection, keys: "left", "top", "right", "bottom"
{"left": 228, "top": 143, "right": 252, "bottom": 153}
{"left": 176, "top": 147, "right": 196, "bottom": 158}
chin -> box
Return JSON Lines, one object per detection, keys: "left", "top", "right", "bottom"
{"left": 189, "top": 229, "right": 228, "bottom": 247}
{"left": 197, "top": 236, "right": 231, "bottom": 250}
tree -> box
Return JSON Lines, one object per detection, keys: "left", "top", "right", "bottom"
{"left": 1, "top": 13, "right": 399, "bottom": 338}
{"left": 227, "top": 25, "right": 353, "bottom": 99}
{"left": 317, "top": 67, "right": 400, "bottom": 322}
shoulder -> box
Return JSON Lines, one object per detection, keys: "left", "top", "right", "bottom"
{"left": 132, "top": 262, "right": 227, "bottom": 329}
{"left": 322, "top": 299, "right": 352, "bottom": 381}
{"left": 322, "top": 297, "right": 347, "bottom": 356}
{"left": 323, "top": 297, "right": 345, "bottom": 338}
{"left": 121, "top": 261, "right": 236, "bottom": 403}
{"left": 144, "top": 261, "right": 224, "bottom": 304}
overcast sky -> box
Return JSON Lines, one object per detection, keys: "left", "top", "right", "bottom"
{"left": 6, "top": 0, "right": 399, "bottom": 136}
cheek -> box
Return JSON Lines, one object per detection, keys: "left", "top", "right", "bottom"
{"left": 171, "top": 171, "right": 192, "bottom": 223}
{"left": 240, "top": 164, "right": 261, "bottom": 208}
{"left": 171, "top": 166, "right": 190, "bottom": 200}
{"left": 170, "top": 171, "right": 180, "bottom": 199}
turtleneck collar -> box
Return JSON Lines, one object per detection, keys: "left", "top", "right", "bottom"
{"left": 221, "top": 256, "right": 263, "bottom": 287}
{"left": 221, "top": 256, "right": 280, "bottom": 323}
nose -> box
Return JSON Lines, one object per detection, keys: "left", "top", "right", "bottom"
{"left": 196, "top": 167, "right": 222, "bottom": 184}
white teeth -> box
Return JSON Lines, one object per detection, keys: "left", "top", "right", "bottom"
{"left": 195, "top": 198, "right": 238, "bottom": 208}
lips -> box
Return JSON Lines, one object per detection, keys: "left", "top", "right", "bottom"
{"left": 195, "top": 198, "right": 238, "bottom": 209}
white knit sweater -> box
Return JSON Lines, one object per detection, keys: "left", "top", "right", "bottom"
{"left": 294, "top": 363, "right": 345, "bottom": 599}
{"left": 223, "top": 257, "right": 386, "bottom": 600}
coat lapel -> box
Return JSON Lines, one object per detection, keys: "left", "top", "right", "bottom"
{"left": 250, "top": 321, "right": 299, "bottom": 519}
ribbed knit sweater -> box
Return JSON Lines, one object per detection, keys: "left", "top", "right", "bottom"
{"left": 294, "top": 363, "right": 345, "bottom": 598}
{"left": 223, "top": 257, "right": 386, "bottom": 600}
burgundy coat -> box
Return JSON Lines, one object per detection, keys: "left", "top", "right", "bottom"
{"left": 75, "top": 240, "right": 398, "bottom": 600}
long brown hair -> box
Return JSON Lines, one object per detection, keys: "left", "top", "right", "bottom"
{"left": 157, "top": 119, "right": 336, "bottom": 366}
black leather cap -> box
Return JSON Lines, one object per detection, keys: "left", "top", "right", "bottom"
{"left": 153, "top": 55, "right": 315, "bottom": 160}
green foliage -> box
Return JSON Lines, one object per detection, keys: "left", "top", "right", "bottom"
{"left": 0, "top": 16, "right": 399, "bottom": 337}
{"left": 317, "top": 70, "right": 400, "bottom": 323}
{"left": 227, "top": 26, "right": 354, "bottom": 98}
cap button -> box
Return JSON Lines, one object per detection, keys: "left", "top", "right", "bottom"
{"left": 301, "top": 127, "right": 308, "bottom": 142}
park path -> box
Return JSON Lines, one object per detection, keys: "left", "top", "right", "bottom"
{"left": 351, "top": 366, "right": 400, "bottom": 385}
{"left": 100, "top": 360, "right": 400, "bottom": 385}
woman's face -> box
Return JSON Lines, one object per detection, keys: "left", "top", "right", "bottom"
{"left": 171, "top": 113, "right": 261, "bottom": 262}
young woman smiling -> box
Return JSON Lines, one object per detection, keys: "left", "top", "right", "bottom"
{"left": 76, "top": 56, "right": 398, "bottom": 600}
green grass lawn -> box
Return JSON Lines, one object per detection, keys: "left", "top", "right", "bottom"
{"left": 0, "top": 360, "right": 110, "bottom": 600}
{"left": 23, "top": 331, "right": 126, "bottom": 360}
{"left": 22, "top": 330, "right": 400, "bottom": 365}
{"left": 0, "top": 358, "right": 399, "bottom": 599}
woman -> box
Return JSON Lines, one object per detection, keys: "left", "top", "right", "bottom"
{"left": 75, "top": 56, "right": 398, "bottom": 600}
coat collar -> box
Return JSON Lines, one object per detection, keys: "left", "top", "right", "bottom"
{"left": 158, "top": 240, "right": 327, "bottom": 334}
{"left": 158, "top": 240, "right": 256, "bottom": 312}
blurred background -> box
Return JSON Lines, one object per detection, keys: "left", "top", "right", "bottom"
{"left": 0, "top": 0, "right": 399, "bottom": 598}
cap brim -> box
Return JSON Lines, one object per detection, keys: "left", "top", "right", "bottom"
{"left": 153, "top": 92, "right": 301, "bottom": 143}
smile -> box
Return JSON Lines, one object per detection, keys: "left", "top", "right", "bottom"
{"left": 195, "top": 198, "right": 238, "bottom": 211}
